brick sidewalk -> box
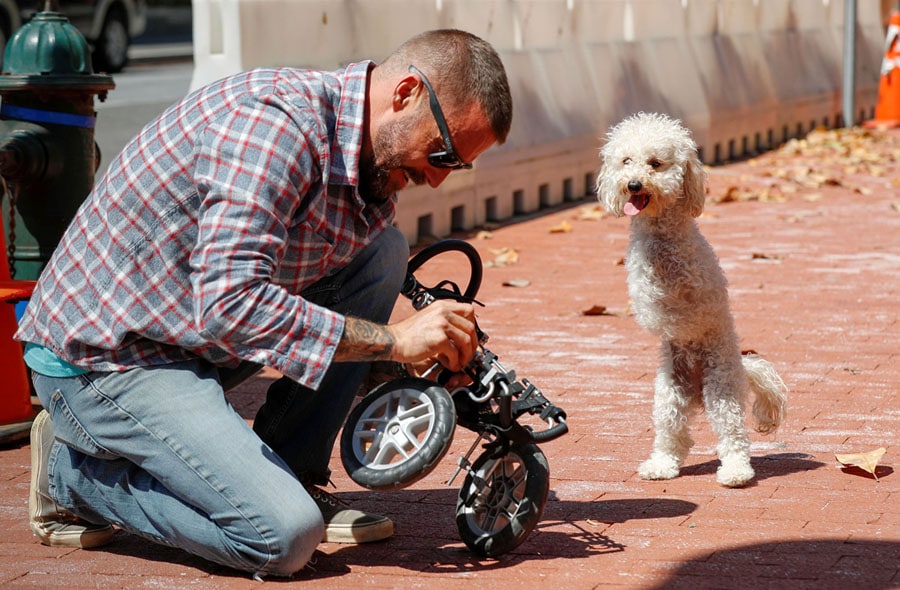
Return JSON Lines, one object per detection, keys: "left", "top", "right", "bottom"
{"left": 1, "top": 128, "right": 898, "bottom": 589}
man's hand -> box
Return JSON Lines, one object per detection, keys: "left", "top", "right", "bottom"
{"left": 387, "top": 300, "right": 477, "bottom": 372}
{"left": 335, "top": 300, "right": 478, "bottom": 372}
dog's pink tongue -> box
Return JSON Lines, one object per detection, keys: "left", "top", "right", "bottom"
{"left": 624, "top": 200, "right": 642, "bottom": 216}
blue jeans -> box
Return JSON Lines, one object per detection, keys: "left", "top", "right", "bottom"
{"left": 251, "top": 226, "right": 408, "bottom": 484}
{"left": 32, "top": 226, "right": 408, "bottom": 576}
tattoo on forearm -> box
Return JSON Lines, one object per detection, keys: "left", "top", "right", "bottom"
{"left": 335, "top": 317, "right": 395, "bottom": 361}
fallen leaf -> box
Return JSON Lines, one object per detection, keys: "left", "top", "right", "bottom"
{"left": 474, "top": 230, "right": 494, "bottom": 240}
{"left": 485, "top": 247, "right": 519, "bottom": 267}
{"left": 502, "top": 278, "right": 531, "bottom": 288}
{"left": 549, "top": 220, "right": 572, "bottom": 233}
{"left": 835, "top": 447, "right": 887, "bottom": 481}
{"left": 583, "top": 305, "right": 613, "bottom": 316}
{"left": 576, "top": 204, "right": 608, "bottom": 221}
{"left": 717, "top": 185, "right": 751, "bottom": 203}
{"left": 751, "top": 252, "right": 782, "bottom": 261}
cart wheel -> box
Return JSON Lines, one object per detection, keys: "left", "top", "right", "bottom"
{"left": 341, "top": 378, "right": 456, "bottom": 490}
{"left": 455, "top": 443, "right": 550, "bottom": 557}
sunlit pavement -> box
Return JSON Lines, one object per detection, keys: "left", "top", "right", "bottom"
{"left": 1, "top": 126, "right": 898, "bottom": 589}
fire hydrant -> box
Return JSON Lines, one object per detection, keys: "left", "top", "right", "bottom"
{"left": 0, "top": 3, "right": 114, "bottom": 433}
{"left": 0, "top": 3, "right": 114, "bottom": 280}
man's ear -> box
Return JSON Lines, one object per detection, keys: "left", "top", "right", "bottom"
{"left": 392, "top": 74, "right": 420, "bottom": 112}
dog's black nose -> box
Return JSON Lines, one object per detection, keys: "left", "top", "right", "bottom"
{"left": 627, "top": 180, "right": 642, "bottom": 192}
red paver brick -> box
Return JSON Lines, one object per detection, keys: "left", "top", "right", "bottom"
{"left": 2, "top": 127, "right": 900, "bottom": 588}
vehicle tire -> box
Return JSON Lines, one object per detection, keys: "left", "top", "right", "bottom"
{"left": 92, "top": 6, "right": 129, "bottom": 73}
{"left": 455, "top": 443, "right": 550, "bottom": 557}
{"left": 340, "top": 378, "right": 456, "bottom": 491}
{"left": 0, "top": 14, "right": 10, "bottom": 67}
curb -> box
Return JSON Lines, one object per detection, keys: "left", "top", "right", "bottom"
{"left": 128, "top": 42, "right": 193, "bottom": 63}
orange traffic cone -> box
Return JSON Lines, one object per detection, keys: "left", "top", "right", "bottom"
{"left": 866, "top": 12, "right": 900, "bottom": 128}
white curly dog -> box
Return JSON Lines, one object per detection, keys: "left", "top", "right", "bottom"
{"left": 596, "top": 112, "right": 787, "bottom": 487}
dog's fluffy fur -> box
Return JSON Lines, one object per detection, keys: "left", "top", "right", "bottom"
{"left": 596, "top": 112, "right": 787, "bottom": 487}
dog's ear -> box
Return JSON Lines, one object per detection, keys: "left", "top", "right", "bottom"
{"left": 595, "top": 162, "right": 620, "bottom": 216}
{"left": 682, "top": 150, "right": 708, "bottom": 218}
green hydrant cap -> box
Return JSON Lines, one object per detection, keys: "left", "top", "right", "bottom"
{"left": 0, "top": 9, "right": 114, "bottom": 93}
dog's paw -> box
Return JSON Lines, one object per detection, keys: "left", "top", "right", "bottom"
{"left": 638, "top": 456, "right": 680, "bottom": 480}
{"left": 716, "top": 459, "right": 755, "bottom": 487}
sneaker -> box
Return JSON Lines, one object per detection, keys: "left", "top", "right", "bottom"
{"left": 29, "top": 410, "right": 116, "bottom": 548}
{"left": 305, "top": 485, "right": 393, "bottom": 543}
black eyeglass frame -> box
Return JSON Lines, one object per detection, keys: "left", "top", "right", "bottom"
{"left": 409, "top": 65, "right": 474, "bottom": 170}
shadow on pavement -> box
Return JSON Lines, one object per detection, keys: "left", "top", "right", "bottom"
{"left": 88, "top": 487, "right": 900, "bottom": 588}
{"left": 92, "top": 491, "right": 699, "bottom": 582}
{"left": 649, "top": 539, "right": 900, "bottom": 589}
{"left": 679, "top": 452, "right": 827, "bottom": 483}
{"left": 288, "top": 493, "right": 699, "bottom": 580}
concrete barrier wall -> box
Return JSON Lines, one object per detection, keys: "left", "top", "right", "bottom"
{"left": 190, "top": 0, "right": 885, "bottom": 244}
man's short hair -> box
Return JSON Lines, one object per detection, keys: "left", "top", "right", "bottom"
{"left": 384, "top": 29, "right": 513, "bottom": 144}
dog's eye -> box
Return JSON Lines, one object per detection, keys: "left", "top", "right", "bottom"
{"left": 623, "top": 157, "right": 632, "bottom": 165}
{"left": 649, "top": 159, "right": 662, "bottom": 169}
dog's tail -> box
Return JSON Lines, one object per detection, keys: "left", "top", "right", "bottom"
{"left": 742, "top": 352, "right": 787, "bottom": 434}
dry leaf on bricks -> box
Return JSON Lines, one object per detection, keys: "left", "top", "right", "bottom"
{"left": 835, "top": 447, "right": 887, "bottom": 481}
{"left": 549, "top": 220, "right": 572, "bottom": 233}
{"left": 718, "top": 186, "right": 752, "bottom": 203}
{"left": 485, "top": 247, "right": 519, "bottom": 267}
{"left": 752, "top": 252, "right": 783, "bottom": 261}
{"left": 502, "top": 278, "right": 531, "bottom": 288}
{"left": 576, "top": 204, "right": 608, "bottom": 221}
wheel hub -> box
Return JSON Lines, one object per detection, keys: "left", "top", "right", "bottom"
{"left": 482, "top": 475, "right": 515, "bottom": 509}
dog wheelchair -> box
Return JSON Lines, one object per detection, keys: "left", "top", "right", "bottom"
{"left": 339, "top": 239, "right": 568, "bottom": 557}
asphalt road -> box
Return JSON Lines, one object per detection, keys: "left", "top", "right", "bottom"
{"left": 92, "top": 3, "right": 194, "bottom": 175}
{"left": 93, "top": 59, "right": 193, "bottom": 176}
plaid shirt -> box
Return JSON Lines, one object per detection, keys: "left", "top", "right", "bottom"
{"left": 15, "top": 62, "right": 396, "bottom": 390}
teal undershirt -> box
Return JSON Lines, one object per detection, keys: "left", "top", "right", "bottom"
{"left": 23, "top": 343, "right": 88, "bottom": 377}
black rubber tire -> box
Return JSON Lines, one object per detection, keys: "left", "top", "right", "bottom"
{"left": 92, "top": 7, "right": 129, "bottom": 73}
{"left": 0, "top": 20, "right": 8, "bottom": 66}
{"left": 340, "top": 378, "right": 456, "bottom": 491}
{"left": 455, "top": 443, "right": 550, "bottom": 557}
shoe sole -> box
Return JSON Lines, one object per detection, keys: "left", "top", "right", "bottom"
{"left": 323, "top": 519, "right": 394, "bottom": 544}
{"left": 31, "top": 522, "right": 117, "bottom": 548}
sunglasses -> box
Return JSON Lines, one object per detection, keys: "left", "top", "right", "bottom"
{"left": 409, "top": 65, "right": 474, "bottom": 170}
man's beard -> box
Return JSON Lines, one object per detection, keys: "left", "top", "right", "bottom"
{"left": 358, "top": 154, "right": 394, "bottom": 204}
{"left": 359, "top": 116, "right": 426, "bottom": 204}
